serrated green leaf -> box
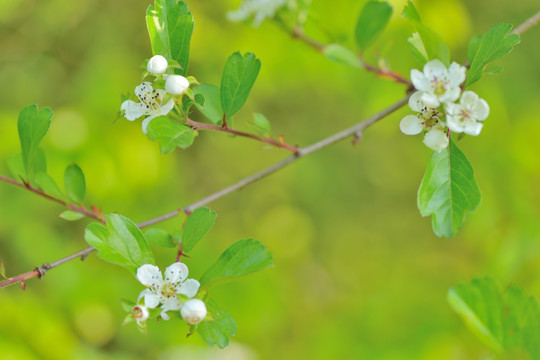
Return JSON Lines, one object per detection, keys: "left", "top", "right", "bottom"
{"left": 354, "top": 1, "right": 393, "bottom": 52}
{"left": 200, "top": 239, "right": 273, "bottom": 288}
{"left": 197, "top": 298, "right": 237, "bottom": 348}
{"left": 407, "top": 32, "right": 428, "bottom": 65}
{"left": 417, "top": 138, "right": 481, "bottom": 238}
{"left": 448, "top": 277, "right": 540, "bottom": 357}
{"left": 182, "top": 207, "right": 216, "bottom": 253}
{"left": 467, "top": 34, "right": 483, "bottom": 63}
{"left": 402, "top": 0, "right": 421, "bottom": 22}
{"left": 17, "top": 104, "right": 53, "bottom": 180}
{"left": 35, "top": 172, "right": 65, "bottom": 200}
{"left": 144, "top": 229, "right": 177, "bottom": 248}
{"left": 59, "top": 210, "right": 85, "bottom": 221}
{"left": 248, "top": 113, "right": 271, "bottom": 137}
{"left": 220, "top": 52, "right": 261, "bottom": 120}
{"left": 146, "top": 0, "right": 194, "bottom": 76}
{"left": 323, "top": 44, "right": 362, "bottom": 68}
{"left": 466, "top": 24, "right": 520, "bottom": 87}
{"left": 120, "top": 298, "right": 136, "bottom": 312}
{"left": 193, "top": 84, "right": 223, "bottom": 124}
{"left": 146, "top": 116, "right": 197, "bottom": 153}
{"left": 64, "top": 163, "right": 86, "bottom": 203}
{"left": 84, "top": 214, "right": 155, "bottom": 274}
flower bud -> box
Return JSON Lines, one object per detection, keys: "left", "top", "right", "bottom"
{"left": 180, "top": 299, "right": 207, "bottom": 325}
{"left": 147, "top": 55, "right": 168, "bottom": 74}
{"left": 132, "top": 305, "right": 149, "bottom": 323}
{"left": 165, "top": 75, "right": 190, "bottom": 95}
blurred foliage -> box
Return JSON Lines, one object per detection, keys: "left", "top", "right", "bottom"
{"left": 0, "top": 0, "right": 539, "bottom": 359}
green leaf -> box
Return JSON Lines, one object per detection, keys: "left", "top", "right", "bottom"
{"left": 417, "top": 138, "right": 481, "bottom": 238}
{"left": 354, "top": 1, "right": 393, "bottom": 52}
{"left": 64, "top": 163, "right": 86, "bottom": 203}
{"left": 59, "top": 210, "right": 86, "bottom": 221}
{"left": 323, "top": 44, "right": 362, "bottom": 68}
{"left": 7, "top": 154, "right": 26, "bottom": 181}
{"left": 407, "top": 32, "right": 428, "bottom": 64}
{"left": 197, "top": 298, "right": 237, "bottom": 348}
{"left": 144, "top": 229, "right": 177, "bottom": 248}
{"left": 17, "top": 104, "right": 53, "bottom": 180}
{"left": 146, "top": 116, "right": 197, "bottom": 153}
{"left": 84, "top": 214, "right": 155, "bottom": 274}
{"left": 466, "top": 24, "right": 520, "bottom": 87}
{"left": 193, "top": 84, "right": 223, "bottom": 124}
{"left": 182, "top": 207, "right": 217, "bottom": 253}
{"left": 248, "top": 113, "right": 271, "bottom": 137}
{"left": 35, "top": 172, "right": 65, "bottom": 200}
{"left": 402, "top": 1, "right": 449, "bottom": 66}
{"left": 200, "top": 239, "right": 273, "bottom": 288}
{"left": 220, "top": 52, "right": 261, "bottom": 120}
{"left": 448, "top": 277, "right": 540, "bottom": 357}
{"left": 483, "top": 66, "right": 503, "bottom": 75}
{"left": 146, "top": 0, "right": 194, "bottom": 76}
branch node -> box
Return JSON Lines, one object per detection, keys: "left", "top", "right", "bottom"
{"left": 36, "top": 265, "right": 48, "bottom": 279}
{"left": 353, "top": 131, "right": 362, "bottom": 146}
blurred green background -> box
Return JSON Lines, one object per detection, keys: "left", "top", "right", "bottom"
{"left": 1, "top": 0, "right": 539, "bottom": 359}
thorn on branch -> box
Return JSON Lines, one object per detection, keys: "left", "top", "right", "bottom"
{"left": 353, "top": 131, "right": 362, "bottom": 146}
{"left": 20, "top": 281, "right": 26, "bottom": 290}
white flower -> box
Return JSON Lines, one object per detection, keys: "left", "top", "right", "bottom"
{"left": 411, "top": 59, "right": 466, "bottom": 107}
{"left": 120, "top": 82, "right": 174, "bottom": 134}
{"left": 400, "top": 91, "right": 449, "bottom": 152}
{"left": 165, "top": 75, "right": 190, "bottom": 95}
{"left": 227, "top": 0, "right": 287, "bottom": 27}
{"left": 147, "top": 55, "right": 168, "bottom": 74}
{"left": 446, "top": 90, "right": 489, "bottom": 136}
{"left": 131, "top": 304, "right": 149, "bottom": 326}
{"left": 180, "top": 299, "right": 207, "bottom": 325}
{"left": 136, "top": 263, "right": 200, "bottom": 320}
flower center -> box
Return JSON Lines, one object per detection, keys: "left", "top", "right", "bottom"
{"left": 459, "top": 109, "right": 472, "bottom": 121}
{"left": 160, "top": 282, "right": 177, "bottom": 298}
{"left": 419, "top": 107, "right": 442, "bottom": 129}
{"left": 132, "top": 306, "right": 144, "bottom": 319}
{"left": 137, "top": 84, "right": 162, "bottom": 112}
{"left": 433, "top": 78, "right": 447, "bottom": 96}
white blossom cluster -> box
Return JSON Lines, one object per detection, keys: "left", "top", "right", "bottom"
{"left": 129, "top": 262, "right": 208, "bottom": 328}
{"left": 400, "top": 59, "right": 490, "bottom": 152}
{"left": 121, "top": 55, "right": 191, "bottom": 134}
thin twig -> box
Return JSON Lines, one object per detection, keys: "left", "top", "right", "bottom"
{"left": 512, "top": 10, "right": 540, "bottom": 35}
{"left": 186, "top": 119, "right": 299, "bottom": 154}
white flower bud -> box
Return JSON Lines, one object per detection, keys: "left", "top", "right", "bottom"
{"left": 180, "top": 299, "right": 207, "bottom": 325}
{"left": 165, "top": 75, "right": 190, "bottom": 95}
{"left": 147, "top": 55, "right": 168, "bottom": 74}
{"left": 132, "top": 305, "right": 149, "bottom": 323}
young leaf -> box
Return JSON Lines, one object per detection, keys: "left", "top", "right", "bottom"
{"left": 193, "top": 84, "right": 223, "bottom": 124}
{"left": 323, "top": 44, "right": 362, "bottom": 68}
{"left": 59, "top": 210, "right": 86, "bottom": 221}
{"left": 200, "top": 239, "right": 273, "bottom": 288}
{"left": 248, "top": 113, "right": 271, "bottom": 137}
{"left": 146, "top": 116, "right": 197, "bottom": 153}
{"left": 146, "top": 0, "right": 194, "bottom": 76}
{"left": 220, "top": 52, "right": 261, "bottom": 120}
{"left": 84, "top": 214, "right": 155, "bottom": 274}
{"left": 17, "top": 105, "right": 53, "bottom": 179}
{"left": 144, "top": 229, "right": 177, "bottom": 248}
{"left": 197, "top": 298, "right": 237, "bottom": 348}
{"left": 417, "top": 138, "right": 481, "bottom": 238}
{"left": 466, "top": 24, "right": 520, "bottom": 87}
{"left": 354, "top": 1, "right": 393, "bottom": 52}
{"left": 448, "top": 277, "right": 540, "bottom": 357}
{"left": 182, "top": 207, "right": 217, "bottom": 253}
{"left": 35, "top": 172, "right": 65, "bottom": 200}
{"left": 64, "top": 164, "right": 86, "bottom": 203}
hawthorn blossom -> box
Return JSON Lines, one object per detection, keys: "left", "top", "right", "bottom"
{"left": 400, "top": 91, "right": 449, "bottom": 152}
{"left": 165, "top": 75, "right": 190, "bottom": 95}
{"left": 120, "top": 82, "right": 174, "bottom": 134}
{"left": 147, "top": 55, "right": 168, "bottom": 74}
{"left": 227, "top": 0, "right": 287, "bottom": 27}
{"left": 446, "top": 91, "right": 490, "bottom": 136}
{"left": 131, "top": 304, "right": 149, "bottom": 326}
{"left": 136, "top": 262, "right": 200, "bottom": 320}
{"left": 180, "top": 299, "right": 208, "bottom": 325}
{"left": 411, "top": 59, "right": 466, "bottom": 107}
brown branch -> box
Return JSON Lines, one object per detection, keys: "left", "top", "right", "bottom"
{"left": 512, "top": 10, "right": 540, "bottom": 35}
{"left": 186, "top": 119, "right": 299, "bottom": 154}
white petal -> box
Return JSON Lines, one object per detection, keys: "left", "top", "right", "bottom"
{"left": 162, "top": 297, "right": 182, "bottom": 312}
{"left": 136, "top": 264, "right": 162, "bottom": 288}
{"left": 423, "top": 59, "right": 447, "bottom": 81}
{"left": 164, "top": 262, "right": 189, "bottom": 284}
{"left": 400, "top": 115, "right": 424, "bottom": 135}
{"left": 141, "top": 115, "right": 158, "bottom": 135}
{"left": 448, "top": 62, "right": 466, "bottom": 87}
{"left": 421, "top": 93, "right": 440, "bottom": 108}
{"left": 423, "top": 128, "right": 449, "bottom": 152}
{"left": 473, "top": 98, "right": 489, "bottom": 121}
{"left": 439, "top": 86, "right": 461, "bottom": 104}
{"left": 147, "top": 55, "right": 168, "bottom": 74}
{"left": 165, "top": 75, "right": 190, "bottom": 95}
{"left": 411, "top": 70, "right": 429, "bottom": 92}
{"left": 121, "top": 100, "right": 146, "bottom": 121}
{"left": 408, "top": 91, "right": 425, "bottom": 112}
{"left": 177, "top": 279, "right": 200, "bottom": 298}
{"left": 446, "top": 115, "right": 464, "bottom": 133}
{"left": 160, "top": 311, "right": 171, "bottom": 320}
{"left": 460, "top": 90, "right": 479, "bottom": 105}
{"left": 159, "top": 98, "right": 175, "bottom": 116}
{"left": 141, "top": 289, "right": 160, "bottom": 309}
{"left": 134, "top": 82, "right": 153, "bottom": 97}
{"left": 181, "top": 299, "right": 207, "bottom": 325}
{"left": 464, "top": 122, "right": 483, "bottom": 136}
